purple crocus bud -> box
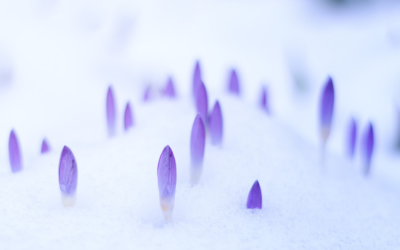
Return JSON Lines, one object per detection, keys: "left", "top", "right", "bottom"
{"left": 59, "top": 146, "right": 78, "bottom": 207}
{"left": 193, "top": 61, "right": 202, "bottom": 98}
{"left": 157, "top": 145, "right": 177, "bottom": 221}
{"left": 41, "top": 138, "right": 50, "bottom": 154}
{"left": 319, "top": 76, "right": 335, "bottom": 144}
{"left": 246, "top": 180, "right": 262, "bottom": 209}
{"left": 124, "top": 102, "right": 134, "bottom": 131}
{"left": 347, "top": 118, "right": 357, "bottom": 158}
{"left": 164, "top": 77, "right": 176, "bottom": 98}
{"left": 195, "top": 82, "right": 208, "bottom": 126}
{"left": 260, "top": 86, "right": 270, "bottom": 115}
{"left": 8, "top": 129, "right": 22, "bottom": 173}
{"left": 362, "top": 122, "right": 374, "bottom": 176}
{"left": 190, "top": 115, "right": 205, "bottom": 185}
{"left": 209, "top": 101, "right": 223, "bottom": 145}
{"left": 228, "top": 69, "right": 240, "bottom": 95}
{"left": 143, "top": 85, "right": 151, "bottom": 102}
{"left": 106, "top": 85, "right": 116, "bottom": 137}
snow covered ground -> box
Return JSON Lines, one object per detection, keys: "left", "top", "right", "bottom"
{"left": 0, "top": 0, "right": 400, "bottom": 249}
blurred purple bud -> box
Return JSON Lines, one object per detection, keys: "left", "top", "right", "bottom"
{"left": 157, "top": 145, "right": 177, "bottom": 220}
{"left": 164, "top": 77, "right": 176, "bottom": 98}
{"left": 59, "top": 146, "right": 78, "bottom": 206}
{"left": 347, "top": 118, "right": 357, "bottom": 158}
{"left": 228, "top": 69, "right": 240, "bottom": 95}
{"left": 143, "top": 86, "right": 151, "bottom": 102}
{"left": 8, "top": 129, "right": 22, "bottom": 173}
{"left": 41, "top": 138, "right": 50, "bottom": 154}
{"left": 106, "top": 86, "right": 116, "bottom": 136}
{"left": 362, "top": 122, "right": 374, "bottom": 176}
{"left": 195, "top": 82, "right": 208, "bottom": 125}
{"left": 124, "top": 102, "right": 134, "bottom": 131}
{"left": 260, "top": 86, "right": 270, "bottom": 115}
{"left": 246, "top": 180, "right": 262, "bottom": 209}
{"left": 209, "top": 101, "right": 223, "bottom": 145}
{"left": 193, "top": 61, "right": 202, "bottom": 98}
{"left": 319, "top": 77, "right": 335, "bottom": 142}
{"left": 190, "top": 115, "right": 205, "bottom": 185}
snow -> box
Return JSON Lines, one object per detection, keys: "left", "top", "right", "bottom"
{"left": 0, "top": 0, "right": 400, "bottom": 249}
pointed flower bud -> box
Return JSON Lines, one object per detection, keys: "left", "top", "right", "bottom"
{"left": 59, "top": 146, "right": 78, "bottom": 207}
{"left": 228, "top": 69, "right": 240, "bottom": 95}
{"left": 190, "top": 115, "right": 205, "bottom": 185}
{"left": 195, "top": 82, "right": 208, "bottom": 126}
{"left": 164, "top": 77, "right": 176, "bottom": 97}
{"left": 193, "top": 61, "right": 202, "bottom": 98}
{"left": 260, "top": 86, "right": 270, "bottom": 114}
{"left": 41, "top": 138, "right": 50, "bottom": 154}
{"left": 247, "top": 180, "right": 262, "bottom": 209}
{"left": 362, "top": 122, "right": 374, "bottom": 176}
{"left": 124, "top": 102, "right": 134, "bottom": 131}
{"left": 347, "top": 118, "right": 357, "bottom": 158}
{"left": 106, "top": 86, "right": 116, "bottom": 136}
{"left": 8, "top": 129, "right": 22, "bottom": 173}
{"left": 319, "top": 76, "right": 335, "bottom": 144}
{"left": 143, "top": 85, "right": 152, "bottom": 102}
{"left": 157, "top": 145, "right": 177, "bottom": 221}
{"left": 209, "top": 101, "right": 223, "bottom": 145}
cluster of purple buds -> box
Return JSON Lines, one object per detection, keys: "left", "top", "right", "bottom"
{"left": 319, "top": 76, "right": 335, "bottom": 146}
{"left": 8, "top": 129, "right": 22, "bottom": 173}
{"left": 362, "top": 122, "right": 374, "bottom": 176}
{"left": 59, "top": 146, "right": 78, "bottom": 207}
{"left": 247, "top": 180, "right": 262, "bottom": 209}
{"left": 190, "top": 115, "right": 206, "bottom": 185}
{"left": 106, "top": 86, "right": 117, "bottom": 137}
{"left": 41, "top": 138, "right": 50, "bottom": 154}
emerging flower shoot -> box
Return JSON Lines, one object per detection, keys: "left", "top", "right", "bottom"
{"left": 260, "top": 86, "right": 270, "bottom": 115}
{"left": 247, "top": 180, "right": 262, "bottom": 209}
{"left": 59, "top": 146, "right": 78, "bottom": 207}
{"left": 41, "top": 138, "right": 50, "bottom": 154}
{"left": 124, "top": 102, "right": 134, "bottom": 131}
{"left": 319, "top": 77, "right": 335, "bottom": 146}
{"left": 163, "top": 77, "right": 176, "bottom": 98}
{"left": 209, "top": 101, "right": 223, "bottom": 145}
{"left": 362, "top": 122, "right": 374, "bottom": 176}
{"left": 106, "top": 86, "right": 117, "bottom": 137}
{"left": 190, "top": 115, "right": 206, "bottom": 185}
{"left": 228, "top": 69, "right": 240, "bottom": 95}
{"left": 347, "top": 118, "right": 357, "bottom": 158}
{"left": 8, "top": 129, "right": 22, "bottom": 173}
{"left": 195, "top": 82, "right": 208, "bottom": 126}
{"left": 193, "top": 61, "right": 202, "bottom": 98}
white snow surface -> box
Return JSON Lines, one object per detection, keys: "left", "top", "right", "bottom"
{"left": 0, "top": 0, "right": 400, "bottom": 249}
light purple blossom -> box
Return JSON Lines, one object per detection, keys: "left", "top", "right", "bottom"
{"left": 247, "top": 180, "right": 262, "bottom": 209}
{"left": 163, "top": 77, "right": 176, "bottom": 98}
{"left": 319, "top": 76, "right": 335, "bottom": 143}
{"left": 362, "top": 122, "right": 374, "bottom": 176}
{"left": 260, "top": 86, "right": 270, "bottom": 115}
{"left": 347, "top": 118, "right": 357, "bottom": 158}
{"left": 209, "top": 101, "right": 223, "bottom": 145}
{"left": 228, "top": 69, "right": 240, "bottom": 95}
{"left": 193, "top": 61, "right": 202, "bottom": 98}
{"left": 59, "top": 146, "right": 78, "bottom": 206}
{"left": 195, "top": 82, "right": 208, "bottom": 126}
{"left": 106, "top": 86, "right": 116, "bottom": 136}
{"left": 8, "top": 129, "right": 22, "bottom": 173}
{"left": 41, "top": 138, "right": 50, "bottom": 154}
{"left": 190, "top": 115, "right": 206, "bottom": 185}
{"left": 124, "top": 102, "right": 134, "bottom": 131}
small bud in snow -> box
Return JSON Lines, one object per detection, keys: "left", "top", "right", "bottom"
{"left": 195, "top": 82, "right": 208, "bottom": 125}
{"left": 362, "top": 122, "right": 374, "bottom": 176}
{"left": 143, "top": 86, "right": 151, "bottom": 102}
{"left": 8, "top": 129, "right": 22, "bottom": 173}
{"left": 209, "top": 101, "right": 223, "bottom": 145}
{"left": 347, "top": 118, "right": 357, "bottom": 158}
{"left": 157, "top": 145, "right": 177, "bottom": 221}
{"left": 163, "top": 77, "right": 176, "bottom": 98}
{"left": 260, "top": 86, "right": 270, "bottom": 115}
{"left": 124, "top": 102, "right": 134, "bottom": 131}
{"left": 190, "top": 115, "right": 206, "bottom": 185}
{"left": 193, "top": 61, "right": 202, "bottom": 98}
{"left": 59, "top": 146, "right": 78, "bottom": 207}
{"left": 228, "top": 69, "right": 240, "bottom": 95}
{"left": 41, "top": 138, "right": 50, "bottom": 154}
{"left": 106, "top": 86, "right": 117, "bottom": 137}
{"left": 319, "top": 76, "right": 335, "bottom": 144}
{"left": 247, "top": 180, "right": 262, "bottom": 209}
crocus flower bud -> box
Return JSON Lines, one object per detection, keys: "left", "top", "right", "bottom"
{"left": 59, "top": 146, "right": 78, "bottom": 207}
{"left": 106, "top": 86, "right": 117, "bottom": 137}
{"left": 190, "top": 115, "right": 206, "bottom": 185}
{"left": 347, "top": 118, "right": 357, "bottom": 158}
{"left": 41, "top": 138, "right": 50, "bottom": 154}
{"left": 157, "top": 145, "right": 177, "bottom": 221}
{"left": 124, "top": 102, "right": 134, "bottom": 131}
{"left": 260, "top": 86, "right": 270, "bottom": 115}
{"left": 362, "top": 122, "right": 374, "bottom": 176}
{"left": 319, "top": 77, "right": 335, "bottom": 144}
{"left": 164, "top": 77, "right": 176, "bottom": 98}
{"left": 209, "top": 101, "right": 223, "bottom": 145}
{"left": 8, "top": 129, "right": 22, "bottom": 173}
{"left": 228, "top": 69, "right": 240, "bottom": 95}
{"left": 193, "top": 61, "right": 202, "bottom": 98}
{"left": 246, "top": 180, "right": 262, "bottom": 209}
{"left": 143, "top": 86, "right": 151, "bottom": 102}
{"left": 195, "top": 82, "right": 208, "bottom": 126}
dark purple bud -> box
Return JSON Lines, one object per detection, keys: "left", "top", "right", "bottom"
{"left": 246, "top": 180, "right": 262, "bottom": 209}
{"left": 106, "top": 86, "right": 116, "bottom": 136}
{"left": 347, "top": 118, "right": 357, "bottom": 158}
{"left": 163, "top": 77, "right": 176, "bottom": 98}
{"left": 157, "top": 145, "right": 177, "bottom": 221}
{"left": 190, "top": 115, "right": 205, "bottom": 185}
{"left": 8, "top": 129, "right": 22, "bottom": 173}
{"left": 195, "top": 82, "right": 208, "bottom": 126}
{"left": 319, "top": 76, "right": 335, "bottom": 143}
{"left": 124, "top": 102, "right": 134, "bottom": 131}
{"left": 209, "top": 101, "right": 223, "bottom": 145}
{"left": 41, "top": 138, "right": 50, "bottom": 154}
{"left": 143, "top": 85, "right": 151, "bottom": 102}
{"left": 59, "top": 146, "right": 78, "bottom": 206}
{"left": 260, "top": 86, "right": 270, "bottom": 114}
{"left": 362, "top": 122, "right": 374, "bottom": 176}
{"left": 228, "top": 69, "right": 240, "bottom": 95}
{"left": 193, "top": 61, "right": 202, "bottom": 98}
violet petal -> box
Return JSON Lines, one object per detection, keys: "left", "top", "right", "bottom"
{"left": 228, "top": 69, "right": 240, "bottom": 95}
{"left": 124, "top": 102, "right": 134, "bottom": 131}
{"left": 362, "top": 122, "right": 374, "bottom": 175}
{"left": 193, "top": 61, "right": 202, "bottom": 98}
{"left": 246, "top": 180, "right": 262, "bottom": 209}
{"left": 157, "top": 145, "right": 177, "bottom": 220}
{"left": 260, "top": 86, "right": 270, "bottom": 114}
{"left": 319, "top": 76, "right": 335, "bottom": 142}
{"left": 164, "top": 77, "right": 176, "bottom": 97}
{"left": 8, "top": 129, "right": 22, "bottom": 173}
{"left": 209, "top": 101, "right": 223, "bottom": 145}
{"left": 190, "top": 115, "right": 206, "bottom": 185}
{"left": 347, "top": 118, "right": 357, "bottom": 158}
{"left": 106, "top": 86, "right": 117, "bottom": 136}
{"left": 195, "top": 82, "right": 208, "bottom": 126}
{"left": 41, "top": 138, "right": 50, "bottom": 154}
{"left": 59, "top": 146, "right": 78, "bottom": 204}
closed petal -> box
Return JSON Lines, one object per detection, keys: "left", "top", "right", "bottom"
{"left": 157, "top": 146, "right": 177, "bottom": 200}
{"left": 8, "top": 129, "right": 22, "bottom": 172}
{"left": 59, "top": 146, "right": 78, "bottom": 197}
{"left": 228, "top": 69, "right": 240, "bottom": 95}
{"left": 195, "top": 82, "right": 208, "bottom": 126}
{"left": 209, "top": 101, "right": 223, "bottom": 145}
{"left": 347, "top": 118, "right": 357, "bottom": 158}
{"left": 106, "top": 86, "right": 117, "bottom": 136}
{"left": 246, "top": 180, "right": 262, "bottom": 209}
{"left": 124, "top": 102, "right": 134, "bottom": 131}
{"left": 319, "top": 77, "right": 335, "bottom": 142}
{"left": 41, "top": 138, "right": 50, "bottom": 154}
{"left": 193, "top": 61, "right": 202, "bottom": 98}
{"left": 363, "top": 122, "right": 374, "bottom": 175}
{"left": 190, "top": 115, "right": 206, "bottom": 167}
{"left": 164, "top": 77, "right": 176, "bottom": 97}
